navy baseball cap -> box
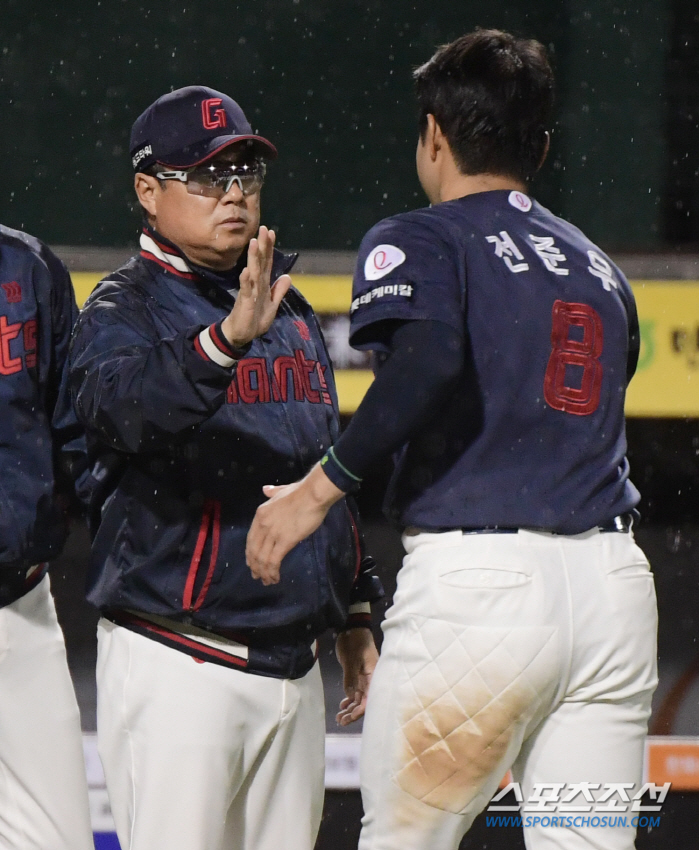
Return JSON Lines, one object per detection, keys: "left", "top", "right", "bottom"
{"left": 129, "top": 85, "right": 277, "bottom": 172}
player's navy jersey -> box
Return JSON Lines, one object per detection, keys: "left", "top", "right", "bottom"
{"left": 350, "top": 190, "right": 640, "bottom": 534}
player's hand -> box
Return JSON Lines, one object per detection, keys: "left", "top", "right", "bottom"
{"left": 246, "top": 463, "right": 344, "bottom": 585}
{"left": 335, "top": 628, "right": 379, "bottom": 726}
{"left": 221, "top": 226, "right": 292, "bottom": 348}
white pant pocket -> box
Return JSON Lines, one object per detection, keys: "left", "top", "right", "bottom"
{"left": 438, "top": 566, "right": 530, "bottom": 590}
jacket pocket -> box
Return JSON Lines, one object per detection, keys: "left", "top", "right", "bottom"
{"left": 182, "top": 499, "right": 221, "bottom": 612}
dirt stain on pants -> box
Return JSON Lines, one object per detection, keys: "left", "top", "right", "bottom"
{"left": 394, "top": 628, "right": 558, "bottom": 814}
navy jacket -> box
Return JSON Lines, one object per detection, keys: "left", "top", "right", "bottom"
{"left": 69, "top": 230, "right": 379, "bottom": 674}
{"left": 0, "top": 225, "right": 82, "bottom": 606}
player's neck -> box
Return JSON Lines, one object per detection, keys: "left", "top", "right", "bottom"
{"left": 437, "top": 171, "right": 528, "bottom": 204}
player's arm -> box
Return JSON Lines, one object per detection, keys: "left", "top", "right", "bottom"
{"left": 321, "top": 318, "right": 464, "bottom": 489}
{"left": 246, "top": 214, "right": 464, "bottom": 583}
{"left": 246, "top": 318, "right": 464, "bottom": 583}
{"left": 246, "top": 213, "right": 464, "bottom": 583}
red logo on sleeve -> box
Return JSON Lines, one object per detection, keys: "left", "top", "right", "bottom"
{"left": 1, "top": 282, "right": 21, "bottom": 303}
{"left": 202, "top": 99, "right": 227, "bottom": 130}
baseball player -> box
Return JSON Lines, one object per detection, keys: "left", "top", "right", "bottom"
{"left": 68, "top": 85, "right": 381, "bottom": 850}
{"left": 0, "top": 227, "right": 93, "bottom": 848}
{"left": 247, "top": 31, "right": 658, "bottom": 850}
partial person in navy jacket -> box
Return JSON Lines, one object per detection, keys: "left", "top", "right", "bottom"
{"left": 69, "top": 86, "right": 381, "bottom": 850}
{"left": 0, "top": 228, "right": 93, "bottom": 849}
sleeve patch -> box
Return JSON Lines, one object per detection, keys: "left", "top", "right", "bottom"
{"left": 364, "top": 244, "right": 406, "bottom": 281}
{"left": 508, "top": 190, "right": 532, "bottom": 212}
{"left": 350, "top": 283, "right": 414, "bottom": 314}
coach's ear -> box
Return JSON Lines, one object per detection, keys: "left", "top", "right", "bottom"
{"left": 134, "top": 173, "right": 160, "bottom": 218}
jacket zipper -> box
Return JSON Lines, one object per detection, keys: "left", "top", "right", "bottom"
{"left": 182, "top": 499, "right": 221, "bottom": 612}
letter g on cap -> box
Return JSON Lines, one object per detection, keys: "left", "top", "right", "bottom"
{"left": 202, "top": 98, "right": 227, "bottom": 130}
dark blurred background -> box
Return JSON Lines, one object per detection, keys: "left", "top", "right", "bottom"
{"left": 0, "top": 0, "right": 697, "bottom": 253}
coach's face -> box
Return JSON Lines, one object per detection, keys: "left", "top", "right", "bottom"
{"left": 135, "top": 143, "right": 261, "bottom": 271}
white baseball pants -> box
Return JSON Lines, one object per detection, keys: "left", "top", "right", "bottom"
{"left": 96, "top": 619, "right": 326, "bottom": 850}
{"left": 0, "top": 575, "right": 93, "bottom": 850}
{"left": 359, "top": 527, "right": 658, "bottom": 850}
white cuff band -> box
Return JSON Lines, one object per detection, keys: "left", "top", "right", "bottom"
{"left": 198, "top": 326, "right": 236, "bottom": 368}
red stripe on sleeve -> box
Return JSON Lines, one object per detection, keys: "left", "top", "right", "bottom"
{"left": 193, "top": 335, "right": 210, "bottom": 362}
{"left": 209, "top": 323, "right": 236, "bottom": 358}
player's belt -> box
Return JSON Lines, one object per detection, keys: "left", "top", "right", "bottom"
{"left": 411, "top": 512, "right": 636, "bottom": 536}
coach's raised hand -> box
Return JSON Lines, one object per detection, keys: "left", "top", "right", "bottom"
{"left": 247, "top": 463, "right": 344, "bottom": 585}
{"left": 221, "top": 226, "right": 291, "bottom": 348}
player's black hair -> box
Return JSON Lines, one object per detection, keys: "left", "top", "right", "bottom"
{"left": 414, "top": 29, "right": 554, "bottom": 183}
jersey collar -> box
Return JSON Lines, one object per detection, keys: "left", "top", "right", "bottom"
{"left": 139, "top": 227, "right": 198, "bottom": 280}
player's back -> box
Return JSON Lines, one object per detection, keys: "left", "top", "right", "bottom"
{"left": 351, "top": 190, "right": 639, "bottom": 533}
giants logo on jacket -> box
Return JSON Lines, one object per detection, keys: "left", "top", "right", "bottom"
{"left": 227, "top": 349, "right": 332, "bottom": 406}
{"left": 0, "top": 315, "right": 37, "bottom": 375}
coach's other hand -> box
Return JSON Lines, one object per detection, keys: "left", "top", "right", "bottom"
{"left": 221, "top": 226, "right": 292, "bottom": 348}
{"left": 246, "top": 463, "right": 344, "bottom": 585}
{"left": 335, "top": 628, "right": 379, "bottom": 726}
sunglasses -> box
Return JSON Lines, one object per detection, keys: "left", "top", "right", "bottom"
{"left": 156, "top": 160, "right": 266, "bottom": 198}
